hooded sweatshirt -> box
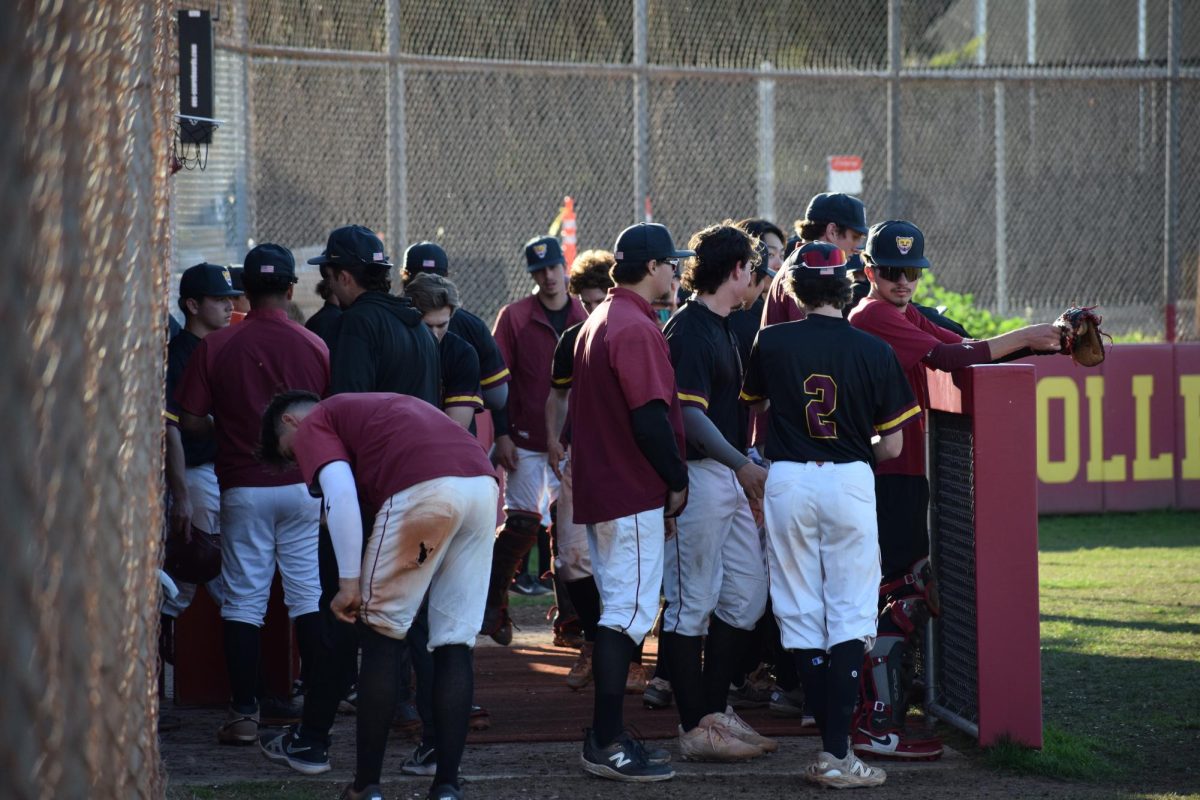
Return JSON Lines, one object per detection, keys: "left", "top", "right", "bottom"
{"left": 329, "top": 290, "right": 440, "bottom": 404}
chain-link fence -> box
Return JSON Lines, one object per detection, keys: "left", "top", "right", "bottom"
{"left": 174, "top": 0, "right": 1199, "bottom": 337}
{"left": 2, "top": 2, "right": 173, "bottom": 798}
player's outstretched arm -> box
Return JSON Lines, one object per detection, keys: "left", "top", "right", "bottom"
{"left": 983, "top": 323, "right": 1061, "bottom": 361}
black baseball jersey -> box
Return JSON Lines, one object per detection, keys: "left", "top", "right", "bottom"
{"left": 740, "top": 314, "right": 920, "bottom": 465}
{"left": 166, "top": 328, "right": 217, "bottom": 467}
{"left": 305, "top": 301, "right": 342, "bottom": 349}
{"left": 439, "top": 330, "right": 483, "bottom": 411}
{"left": 329, "top": 291, "right": 440, "bottom": 404}
{"left": 448, "top": 307, "right": 510, "bottom": 390}
{"left": 551, "top": 321, "right": 584, "bottom": 390}
{"left": 663, "top": 299, "right": 747, "bottom": 459}
{"left": 728, "top": 294, "right": 764, "bottom": 366}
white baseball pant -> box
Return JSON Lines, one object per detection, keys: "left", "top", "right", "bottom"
{"left": 587, "top": 507, "right": 665, "bottom": 643}
{"left": 763, "top": 460, "right": 880, "bottom": 651}
{"left": 552, "top": 454, "right": 592, "bottom": 581}
{"left": 503, "top": 445, "right": 560, "bottom": 519}
{"left": 663, "top": 458, "right": 769, "bottom": 637}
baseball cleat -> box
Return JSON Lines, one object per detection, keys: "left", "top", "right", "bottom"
{"left": 258, "top": 727, "right": 331, "bottom": 775}
{"left": 805, "top": 750, "right": 887, "bottom": 789}
{"left": 642, "top": 676, "right": 673, "bottom": 709}
{"left": 216, "top": 705, "right": 259, "bottom": 745}
{"left": 580, "top": 728, "right": 674, "bottom": 782}
{"left": 678, "top": 715, "right": 764, "bottom": 762}
{"left": 852, "top": 728, "right": 944, "bottom": 761}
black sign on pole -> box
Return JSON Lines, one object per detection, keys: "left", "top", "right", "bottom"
{"left": 178, "top": 10, "right": 214, "bottom": 145}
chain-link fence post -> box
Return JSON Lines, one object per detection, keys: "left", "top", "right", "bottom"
{"left": 994, "top": 81, "right": 1009, "bottom": 316}
{"left": 757, "top": 61, "right": 775, "bottom": 223}
{"left": 633, "top": 0, "right": 648, "bottom": 223}
{"left": 886, "top": 0, "right": 902, "bottom": 218}
{"left": 1164, "top": 0, "right": 1181, "bottom": 341}
{"left": 386, "top": 0, "right": 408, "bottom": 249}
{"left": 234, "top": 0, "right": 252, "bottom": 254}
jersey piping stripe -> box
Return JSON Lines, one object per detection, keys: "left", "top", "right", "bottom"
{"left": 739, "top": 389, "right": 765, "bottom": 403}
{"left": 552, "top": 375, "right": 572, "bottom": 386}
{"left": 677, "top": 392, "right": 709, "bottom": 409}
{"left": 443, "top": 394, "right": 484, "bottom": 406}
{"left": 874, "top": 403, "right": 922, "bottom": 432}
{"left": 163, "top": 410, "right": 180, "bottom": 423}
{"left": 480, "top": 368, "right": 511, "bottom": 387}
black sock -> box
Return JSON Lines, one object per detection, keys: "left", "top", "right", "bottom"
{"left": 408, "top": 603, "right": 436, "bottom": 738}
{"left": 432, "top": 644, "right": 473, "bottom": 788}
{"left": 537, "top": 525, "right": 551, "bottom": 577}
{"left": 793, "top": 648, "right": 829, "bottom": 737}
{"left": 565, "top": 577, "right": 601, "bottom": 642}
{"left": 354, "top": 626, "right": 402, "bottom": 790}
{"left": 592, "top": 626, "right": 636, "bottom": 745}
{"left": 223, "top": 621, "right": 260, "bottom": 711}
{"left": 774, "top": 627, "right": 800, "bottom": 692}
{"left": 660, "top": 631, "right": 705, "bottom": 730}
{"left": 632, "top": 640, "right": 644, "bottom": 665}
{"left": 299, "top": 606, "right": 357, "bottom": 741}
{"left": 824, "top": 640, "right": 864, "bottom": 758}
{"left": 702, "top": 616, "right": 754, "bottom": 715}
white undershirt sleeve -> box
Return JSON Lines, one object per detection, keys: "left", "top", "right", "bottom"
{"left": 316, "top": 460, "right": 364, "bottom": 580}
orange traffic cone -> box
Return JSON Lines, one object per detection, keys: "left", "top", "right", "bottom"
{"left": 561, "top": 196, "right": 577, "bottom": 267}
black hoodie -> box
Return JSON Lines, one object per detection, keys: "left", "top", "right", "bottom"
{"left": 329, "top": 290, "right": 440, "bottom": 403}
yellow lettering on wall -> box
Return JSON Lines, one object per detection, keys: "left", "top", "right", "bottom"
{"left": 1131, "top": 375, "right": 1173, "bottom": 480}
{"left": 1179, "top": 375, "right": 1200, "bottom": 480}
{"left": 1085, "top": 376, "right": 1126, "bottom": 482}
{"left": 1037, "top": 377, "right": 1080, "bottom": 484}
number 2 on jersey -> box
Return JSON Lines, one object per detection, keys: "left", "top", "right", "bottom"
{"left": 804, "top": 374, "right": 838, "bottom": 439}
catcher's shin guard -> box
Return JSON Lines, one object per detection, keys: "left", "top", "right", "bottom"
{"left": 484, "top": 511, "right": 541, "bottom": 612}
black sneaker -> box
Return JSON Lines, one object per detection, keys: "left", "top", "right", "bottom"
{"left": 428, "top": 784, "right": 463, "bottom": 800}
{"left": 259, "top": 727, "right": 331, "bottom": 775}
{"left": 510, "top": 573, "right": 551, "bottom": 596}
{"left": 339, "top": 784, "right": 384, "bottom": 800}
{"left": 580, "top": 728, "right": 674, "bottom": 782}
{"left": 400, "top": 742, "right": 438, "bottom": 776}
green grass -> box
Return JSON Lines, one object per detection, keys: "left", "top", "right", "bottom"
{"left": 983, "top": 511, "right": 1200, "bottom": 794}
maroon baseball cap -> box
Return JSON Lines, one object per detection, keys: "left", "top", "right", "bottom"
{"left": 790, "top": 241, "right": 848, "bottom": 279}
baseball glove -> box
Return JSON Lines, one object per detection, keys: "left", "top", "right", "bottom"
{"left": 1053, "top": 306, "right": 1109, "bottom": 367}
{"left": 164, "top": 526, "right": 222, "bottom": 585}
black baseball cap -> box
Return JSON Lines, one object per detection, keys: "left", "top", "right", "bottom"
{"left": 524, "top": 236, "right": 566, "bottom": 272}
{"left": 613, "top": 223, "right": 694, "bottom": 263}
{"left": 864, "top": 220, "right": 930, "bottom": 268}
{"left": 243, "top": 243, "right": 298, "bottom": 283}
{"left": 753, "top": 240, "right": 776, "bottom": 279}
{"left": 793, "top": 241, "right": 849, "bottom": 279}
{"left": 405, "top": 241, "right": 448, "bottom": 276}
{"left": 228, "top": 266, "right": 245, "bottom": 291}
{"left": 307, "top": 225, "right": 392, "bottom": 269}
{"left": 804, "top": 193, "right": 868, "bottom": 235}
{"left": 179, "top": 262, "right": 242, "bottom": 299}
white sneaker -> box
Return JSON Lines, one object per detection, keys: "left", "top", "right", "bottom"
{"left": 715, "top": 706, "right": 778, "bottom": 753}
{"left": 678, "top": 714, "right": 763, "bottom": 762}
{"left": 805, "top": 750, "right": 887, "bottom": 789}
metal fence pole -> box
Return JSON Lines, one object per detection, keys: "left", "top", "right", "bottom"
{"left": 994, "top": 82, "right": 1008, "bottom": 316}
{"left": 235, "top": 0, "right": 252, "bottom": 254}
{"left": 1164, "top": 0, "right": 1180, "bottom": 341}
{"left": 886, "top": 0, "right": 901, "bottom": 218}
{"left": 757, "top": 61, "right": 775, "bottom": 223}
{"left": 633, "top": 0, "right": 649, "bottom": 222}
{"left": 386, "top": 0, "right": 408, "bottom": 249}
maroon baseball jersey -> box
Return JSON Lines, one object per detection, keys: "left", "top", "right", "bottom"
{"left": 848, "top": 297, "right": 963, "bottom": 476}
{"left": 569, "top": 287, "right": 685, "bottom": 525}
{"left": 291, "top": 393, "right": 495, "bottom": 518}
{"left": 760, "top": 267, "right": 807, "bottom": 327}
{"left": 177, "top": 308, "right": 330, "bottom": 490}
{"left": 492, "top": 293, "right": 586, "bottom": 452}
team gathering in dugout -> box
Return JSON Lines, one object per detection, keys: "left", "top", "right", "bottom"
{"left": 162, "top": 193, "right": 1074, "bottom": 798}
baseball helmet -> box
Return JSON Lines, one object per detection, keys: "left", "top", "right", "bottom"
{"left": 164, "top": 527, "right": 222, "bottom": 585}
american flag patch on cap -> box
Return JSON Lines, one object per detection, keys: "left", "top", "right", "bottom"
{"left": 373, "top": 252, "right": 385, "bottom": 261}
{"left": 261, "top": 265, "right": 274, "bottom": 273}
{"left": 422, "top": 259, "right": 435, "bottom": 267}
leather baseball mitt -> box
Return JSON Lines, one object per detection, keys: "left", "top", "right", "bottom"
{"left": 164, "top": 526, "right": 222, "bottom": 585}
{"left": 1053, "top": 306, "right": 1109, "bottom": 367}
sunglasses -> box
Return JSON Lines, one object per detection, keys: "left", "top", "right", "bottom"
{"left": 876, "top": 266, "right": 924, "bottom": 283}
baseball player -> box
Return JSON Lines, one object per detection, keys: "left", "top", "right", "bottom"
{"left": 740, "top": 240, "right": 921, "bottom": 789}
{"left": 569, "top": 222, "right": 691, "bottom": 782}
{"left": 406, "top": 273, "right": 484, "bottom": 430}
{"left": 258, "top": 390, "right": 499, "bottom": 800}
{"left": 175, "top": 244, "right": 330, "bottom": 747}
{"left": 727, "top": 218, "right": 784, "bottom": 363}
{"left": 162, "top": 263, "right": 242, "bottom": 633}
{"left": 402, "top": 241, "right": 513, "bottom": 440}
{"left": 545, "top": 249, "right": 651, "bottom": 691}
{"left": 304, "top": 264, "right": 342, "bottom": 348}
{"left": 761, "top": 193, "right": 868, "bottom": 327}
{"left": 848, "top": 220, "right": 1061, "bottom": 760}
{"left": 659, "top": 222, "right": 775, "bottom": 762}
{"left": 482, "top": 237, "right": 586, "bottom": 643}
{"left": 273, "top": 225, "right": 443, "bottom": 770}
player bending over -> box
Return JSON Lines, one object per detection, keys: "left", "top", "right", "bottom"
{"left": 260, "top": 391, "right": 500, "bottom": 800}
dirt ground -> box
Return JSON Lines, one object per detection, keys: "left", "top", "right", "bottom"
{"left": 161, "top": 601, "right": 1123, "bottom": 799}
